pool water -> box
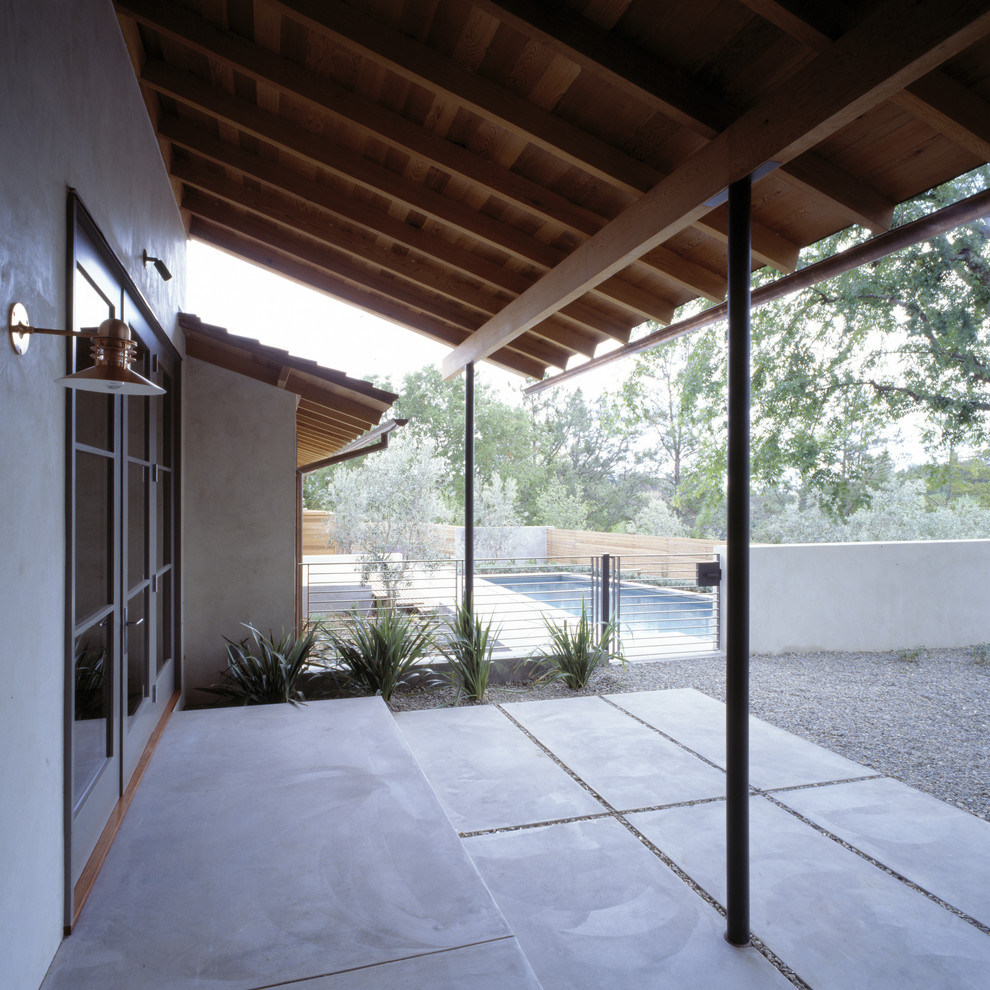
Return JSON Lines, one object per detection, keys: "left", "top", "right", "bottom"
{"left": 485, "top": 572, "right": 716, "bottom": 640}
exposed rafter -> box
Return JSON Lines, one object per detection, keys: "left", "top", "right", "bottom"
{"left": 115, "top": 0, "right": 990, "bottom": 382}
{"left": 443, "top": 0, "right": 990, "bottom": 375}
{"left": 740, "top": 0, "right": 990, "bottom": 162}
{"left": 472, "top": 0, "right": 896, "bottom": 232}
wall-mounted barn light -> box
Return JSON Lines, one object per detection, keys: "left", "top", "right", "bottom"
{"left": 142, "top": 249, "right": 172, "bottom": 281}
{"left": 8, "top": 303, "right": 165, "bottom": 396}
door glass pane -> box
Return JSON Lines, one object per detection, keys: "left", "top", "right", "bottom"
{"left": 74, "top": 617, "right": 111, "bottom": 807}
{"left": 156, "top": 468, "right": 171, "bottom": 570}
{"left": 75, "top": 451, "right": 113, "bottom": 622}
{"left": 127, "top": 392, "right": 148, "bottom": 462}
{"left": 156, "top": 572, "right": 172, "bottom": 676}
{"left": 155, "top": 371, "right": 172, "bottom": 467}
{"left": 128, "top": 462, "right": 148, "bottom": 590}
{"left": 126, "top": 590, "right": 148, "bottom": 720}
{"left": 73, "top": 267, "right": 114, "bottom": 451}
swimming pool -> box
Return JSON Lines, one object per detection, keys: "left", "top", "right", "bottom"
{"left": 484, "top": 572, "right": 717, "bottom": 649}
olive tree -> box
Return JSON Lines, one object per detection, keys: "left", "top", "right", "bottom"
{"left": 325, "top": 440, "right": 450, "bottom": 595}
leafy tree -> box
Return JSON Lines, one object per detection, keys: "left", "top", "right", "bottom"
{"left": 622, "top": 325, "right": 726, "bottom": 531}
{"left": 908, "top": 449, "right": 990, "bottom": 508}
{"left": 474, "top": 474, "right": 522, "bottom": 561}
{"left": 324, "top": 440, "right": 450, "bottom": 594}
{"left": 748, "top": 167, "right": 990, "bottom": 517}
{"left": 524, "top": 386, "right": 650, "bottom": 530}
{"left": 752, "top": 474, "right": 990, "bottom": 544}
{"left": 536, "top": 477, "right": 590, "bottom": 530}
{"left": 628, "top": 492, "right": 688, "bottom": 537}
{"left": 392, "top": 365, "right": 533, "bottom": 513}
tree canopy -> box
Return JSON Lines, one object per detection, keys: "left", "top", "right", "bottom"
{"left": 306, "top": 168, "right": 990, "bottom": 547}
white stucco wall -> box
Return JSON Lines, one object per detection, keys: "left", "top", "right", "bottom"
{"left": 719, "top": 540, "right": 990, "bottom": 654}
{"left": 182, "top": 358, "right": 298, "bottom": 698}
{"left": 0, "top": 3, "right": 186, "bottom": 987}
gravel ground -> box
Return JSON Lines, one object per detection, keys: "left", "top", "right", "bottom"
{"left": 388, "top": 647, "right": 990, "bottom": 821}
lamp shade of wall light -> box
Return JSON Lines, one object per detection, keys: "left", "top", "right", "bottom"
{"left": 8, "top": 303, "right": 165, "bottom": 396}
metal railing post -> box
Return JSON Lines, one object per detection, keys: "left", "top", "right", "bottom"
{"left": 600, "top": 553, "right": 610, "bottom": 641}
{"left": 612, "top": 554, "right": 621, "bottom": 653}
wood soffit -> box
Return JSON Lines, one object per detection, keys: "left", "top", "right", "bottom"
{"left": 180, "top": 313, "right": 397, "bottom": 467}
{"left": 118, "top": 0, "right": 990, "bottom": 381}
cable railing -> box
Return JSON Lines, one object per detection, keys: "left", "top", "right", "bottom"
{"left": 300, "top": 550, "right": 721, "bottom": 663}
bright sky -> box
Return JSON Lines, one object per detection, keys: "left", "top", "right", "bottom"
{"left": 185, "top": 239, "right": 638, "bottom": 400}
{"left": 185, "top": 240, "right": 944, "bottom": 468}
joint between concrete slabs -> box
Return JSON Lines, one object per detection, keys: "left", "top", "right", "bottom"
{"left": 762, "top": 791, "right": 990, "bottom": 935}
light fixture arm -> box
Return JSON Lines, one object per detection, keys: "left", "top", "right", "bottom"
{"left": 8, "top": 303, "right": 97, "bottom": 355}
{"left": 7, "top": 303, "right": 165, "bottom": 396}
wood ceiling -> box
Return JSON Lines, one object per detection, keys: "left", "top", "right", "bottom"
{"left": 117, "top": 0, "right": 990, "bottom": 382}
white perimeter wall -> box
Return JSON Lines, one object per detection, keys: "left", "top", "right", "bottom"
{"left": 182, "top": 359, "right": 297, "bottom": 699}
{"left": 719, "top": 540, "right": 990, "bottom": 654}
{"left": 0, "top": 2, "right": 186, "bottom": 987}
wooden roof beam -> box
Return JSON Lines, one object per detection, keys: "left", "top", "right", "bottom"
{"left": 740, "top": 0, "right": 990, "bottom": 163}
{"left": 442, "top": 0, "right": 990, "bottom": 376}
{"left": 144, "top": 62, "right": 671, "bottom": 327}
{"left": 895, "top": 72, "right": 990, "bottom": 163}
{"left": 475, "top": 0, "right": 894, "bottom": 233}
{"left": 273, "top": 0, "right": 821, "bottom": 267}
{"left": 295, "top": 413, "right": 370, "bottom": 448}
{"left": 176, "top": 161, "right": 604, "bottom": 361}
{"left": 176, "top": 160, "right": 518, "bottom": 319}
{"left": 125, "top": 0, "right": 874, "bottom": 287}
{"left": 163, "top": 120, "right": 615, "bottom": 349}
{"left": 142, "top": 61, "right": 566, "bottom": 269}
{"left": 188, "top": 217, "right": 549, "bottom": 379}
{"left": 272, "top": 0, "right": 659, "bottom": 195}
{"left": 121, "top": 0, "right": 703, "bottom": 309}
{"left": 116, "top": 0, "right": 608, "bottom": 238}
{"left": 693, "top": 207, "right": 800, "bottom": 273}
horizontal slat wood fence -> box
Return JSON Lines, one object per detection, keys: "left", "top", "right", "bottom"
{"left": 302, "top": 511, "right": 338, "bottom": 555}
{"left": 303, "top": 511, "right": 715, "bottom": 563}
{"left": 546, "top": 528, "right": 716, "bottom": 560}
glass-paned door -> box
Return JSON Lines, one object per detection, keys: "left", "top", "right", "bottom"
{"left": 68, "top": 212, "right": 179, "bottom": 904}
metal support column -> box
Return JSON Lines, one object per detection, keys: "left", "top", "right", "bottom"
{"left": 725, "top": 175, "right": 752, "bottom": 947}
{"left": 464, "top": 361, "right": 475, "bottom": 612}
{"left": 600, "top": 553, "right": 611, "bottom": 640}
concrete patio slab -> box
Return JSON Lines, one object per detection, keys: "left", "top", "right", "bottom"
{"left": 501, "top": 695, "right": 727, "bottom": 810}
{"left": 41, "top": 698, "right": 534, "bottom": 990}
{"left": 773, "top": 776, "right": 990, "bottom": 926}
{"left": 465, "top": 817, "right": 792, "bottom": 990}
{"left": 608, "top": 688, "right": 875, "bottom": 790}
{"left": 395, "top": 705, "right": 603, "bottom": 833}
{"left": 41, "top": 688, "right": 990, "bottom": 990}
{"left": 630, "top": 796, "right": 990, "bottom": 990}
{"left": 298, "top": 939, "right": 542, "bottom": 988}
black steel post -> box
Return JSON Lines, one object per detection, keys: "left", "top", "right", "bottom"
{"left": 600, "top": 553, "right": 610, "bottom": 640}
{"left": 464, "top": 361, "right": 475, "bottom": 612}
{"left": 725, "top": 175, "right": 752, "bottom": 947}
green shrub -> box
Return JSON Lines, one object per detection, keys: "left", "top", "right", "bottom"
{"left": 896, "top": 645, "right": 926, "bottom": 662}
{"left": 539, "top": 602, "right": 622, "bottom": 690}
{"left": 972, "top": 643, "right": 990, "bottom": 665}
{"left": 203, "top": 624, "right": 322, "bottom": 706}
{"left": 325, "top": 602, "right": 435, "bottom": 702}
{"left": 439, "top": 602, "right": 499, "bottom": 702}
